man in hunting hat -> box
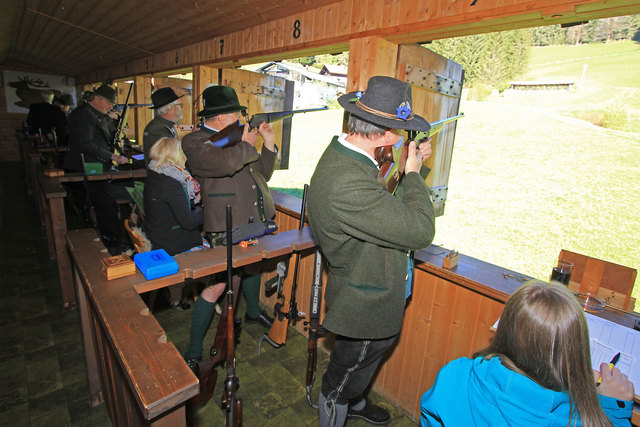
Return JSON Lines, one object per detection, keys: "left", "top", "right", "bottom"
{"left": 307, "top": 76, "right": 436, "bottom": 426}
{"left": 64, "top": 84, "right": 132, "bottom": 255}
{"left": 142, "top": 87, "right": 184, "bottom": 167}
{"left": 181, "top": 85, "right": 277, "bottom": 368}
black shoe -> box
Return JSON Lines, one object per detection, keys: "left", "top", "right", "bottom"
{"left": 171, "top": 301, "right": 191, "bottom": 312}
{"left": 244, "top": 310, "right": 274, "bottom": 328}
{"left": 185, "top": 355, "right": 201, "bottom": 372}
{"left": 347, "top": 400, "right": 391, "bottom": 425}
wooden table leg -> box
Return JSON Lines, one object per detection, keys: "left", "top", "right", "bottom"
{"left": 75, "top": 267, "right": 103, "bottom": 406}
{"left": 50, "top": 198, "right": 75, "bottom": 309}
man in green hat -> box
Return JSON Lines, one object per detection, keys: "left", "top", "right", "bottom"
{"left": 307, "top": 76, "right": 436, "bottom": 426}
{"left": 181, "top": 85, "right": 278, "bottom": 369}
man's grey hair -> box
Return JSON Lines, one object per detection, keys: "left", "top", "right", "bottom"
{"left": 156, "top": 99, "right": 181, "bottom": 116}
{"left": 347, "top": 113, "right": 388, "bottom": 139}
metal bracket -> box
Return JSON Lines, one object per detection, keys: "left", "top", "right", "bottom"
{"left": 404, "top": 65, "right": 462, "bottom": 98}
{"left": 430, "top": 186, "right": 448, "bottom": 204}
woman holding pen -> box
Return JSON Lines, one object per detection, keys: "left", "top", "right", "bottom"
{"left": 420, "top": 280, "right": 634, "bottom": 426}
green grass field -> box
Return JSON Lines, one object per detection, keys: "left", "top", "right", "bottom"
{"left": 521, "top": 40, "right": 640, "bottom": 132}
{"left": 270, "top": 40, "right": 640, "bottom": 306}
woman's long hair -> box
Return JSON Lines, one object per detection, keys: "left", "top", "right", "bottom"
{"left": 149, "top": 137, "right": 186, "bottom": 168}
{"left": 475, "top": 280, "right": 611, "bottom": 427}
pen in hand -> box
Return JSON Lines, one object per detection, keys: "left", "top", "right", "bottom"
{"left": 596, "top": 352, "right": 621, "bottom": 386}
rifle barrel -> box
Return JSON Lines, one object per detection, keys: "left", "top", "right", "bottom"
{"left": 248, "top": 106, "right": 328, "bottom": 129}
{"left": 422, "top": 113, "right": 464, "bottom": 139}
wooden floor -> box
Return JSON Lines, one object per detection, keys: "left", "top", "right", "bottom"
{"left": 0, "top": 161, "right": 418, "bottom": 426}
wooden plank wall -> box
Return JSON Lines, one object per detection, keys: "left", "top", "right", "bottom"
{"left": 77, "top": 0, "right": 640, "bottom": 84}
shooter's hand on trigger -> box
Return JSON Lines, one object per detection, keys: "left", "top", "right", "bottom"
{"left": 258, "top": 122, "right": 275, "bottom": 151}
{"left": 405, "top": 137, "right": 432, "bottom": 175}
{"left": 593, "top": 363, "right": 635, "bottom": 401}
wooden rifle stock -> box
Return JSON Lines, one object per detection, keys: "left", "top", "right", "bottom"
{"left": 221, "top": 205, "right": 242, "bottom": 426}
{"left": 258, "top": 184, "right": 309, "bottom": 353}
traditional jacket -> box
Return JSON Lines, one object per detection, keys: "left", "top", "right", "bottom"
{"left": 421, "top": 356, "right": 633, "bottom": 427}
{"left": 64, "top": 102, "right": 113, "bottom": 172}
{"left": 142, "top": 169, "right": 203, "bottom": 256}
{"left": 27, "top": 102, "right": 68, "bottom": 143}
{"left": 181, "top": 126, "right": 277, "bottom": 232}
{"left": 307, "top": 136, "right": 436, "bottom": 339}
{"left": 142, "top": 116, "right": 178, "bottom": 167}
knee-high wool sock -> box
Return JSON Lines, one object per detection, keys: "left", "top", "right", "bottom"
{"left": 186, "top": 297, "right": 215, "bottom": 358}
{"left": 242, "top": 274, "right": 261, "bottom": 318}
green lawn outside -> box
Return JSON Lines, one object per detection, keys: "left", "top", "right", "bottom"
{"left": 269, "top": 41, "right": 640, "bottom": 307}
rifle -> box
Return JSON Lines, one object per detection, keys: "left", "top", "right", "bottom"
{"left": 112, "top": 103, "right": 152, "bottom": 111}
{"left": 257, "top": 184, "right": 309, "bottom": 354}
{"left": 208, "top": 107, "right": 327, "bottom": 148}
{"left": 304, "top": 247, "right": 324, "bottom": 408}
{"left": 110, "top": 84, "right": 134, "bottom": 168}
{"left": 376, "top": 113, "right": 464, "bottom": 194}
{"left": 220, "top": 205, "right": 242, "bottom": 426}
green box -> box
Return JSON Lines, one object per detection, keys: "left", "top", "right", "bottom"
{"left": 83, "top": 162, "right": 103, "bottom": 175}
{"left": 81, "top": 154, "right": 103, "bottom": 175}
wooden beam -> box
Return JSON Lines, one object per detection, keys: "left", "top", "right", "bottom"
{"left": 76, "top": 0, "right": 640, "bottom": 84}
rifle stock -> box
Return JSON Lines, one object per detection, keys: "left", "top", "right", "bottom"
{"left": 258, "top": 184, "right": 309, "bottom": 354}
{"left": 221, "top": 205, "right": 242, "bottom": 427}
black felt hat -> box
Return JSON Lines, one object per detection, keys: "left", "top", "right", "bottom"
{"left": 338, "top": 76, "right": 430, "bottom": 132}
{"left": 150, "top": 87, "right": 183, "bottom": 110}
{"left": 197, "top": 86, "right": 247, "bottom": 117}
{"left": 93, "top": 84, "right": 116, "bottom": 104}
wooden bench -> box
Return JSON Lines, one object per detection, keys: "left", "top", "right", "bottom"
{"left": 66, "top": 225, "right": 316, "bottom": 426}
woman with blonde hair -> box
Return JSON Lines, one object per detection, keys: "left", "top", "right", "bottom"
{"left": 420, "top": 280, "right": 634, "bottom": 426}
{"left": 144, "top": 137, "right": 206, "bottom": 255}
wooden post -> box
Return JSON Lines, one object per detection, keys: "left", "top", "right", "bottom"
{"left": 134, "top": 75, "right": 151, "bottom": 145}
{"left": 346, "top": 37, "right": 399, "bottom": 91}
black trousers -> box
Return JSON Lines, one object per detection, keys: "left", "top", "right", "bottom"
{"left": 320, "top": 334, "right": 397, "bottom": 405}
{"left": 88, "top": 180, "right": 132, "bottom": 242}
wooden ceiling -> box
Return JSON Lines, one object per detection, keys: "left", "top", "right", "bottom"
{"left": 1, "top": 0, "right": 337, "bottom": 77}
{"left": 2, "top": 0, "right": 639, "bottom": 80}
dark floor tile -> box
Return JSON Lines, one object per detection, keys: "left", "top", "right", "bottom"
{"left": 29, "top": 388, "right": 71, "bottom": 426}
{"left": 0, "top": 372, "right": 28, "bottom": 410}
{"left": 0, "top": 402, "right": 29, "bottom": 427}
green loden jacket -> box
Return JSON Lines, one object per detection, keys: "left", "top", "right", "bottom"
{"left": 308, "top": 137, "right": 436, "bottom": 339}
{"left": 181, "top": 126, "right": 277, "bottom": 232}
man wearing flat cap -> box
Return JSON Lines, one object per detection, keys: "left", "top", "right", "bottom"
{"left": 142, "top": 87, "right": 184, "bottom": 167}
{"left": 64, "top": 84, "right": 131, "bottom": 255}
{"left": 307, "top": 76, "right": 436, "bottom": 426}
{"left": 181, "top": 85, "right": 277, "bottom": 369}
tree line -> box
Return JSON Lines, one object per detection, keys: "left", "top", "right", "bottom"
{"left": 288, "top": 16, "right": 638, "bottom": 91}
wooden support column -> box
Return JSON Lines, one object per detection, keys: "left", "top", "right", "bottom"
{"left": 134, "top": 75, "right": 152, "bottom": 144}
{"left": 192, "top": 65, "right": 220, "bottom": 126}
{"left": 346, "top": 37, "right": 399, "bottom": 91}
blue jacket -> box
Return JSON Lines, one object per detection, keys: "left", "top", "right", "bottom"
{"left": 421, "top": 356, "right": 632, "bottom": 427}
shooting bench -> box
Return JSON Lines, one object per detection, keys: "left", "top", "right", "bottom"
{"left": 66, "top": 222, "right": 316, "bottom": 426}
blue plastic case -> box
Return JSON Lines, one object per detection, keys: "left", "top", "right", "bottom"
{"left": 134, "top": 249, "right": 179, "bottom": 280}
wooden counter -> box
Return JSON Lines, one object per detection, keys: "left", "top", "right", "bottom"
{"left": 268, "top": 190, "right": 640, "bottom": 425}
{"left": 66, "top": 224, "right": 316, "bottom": 426}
